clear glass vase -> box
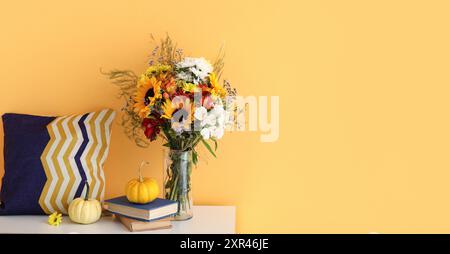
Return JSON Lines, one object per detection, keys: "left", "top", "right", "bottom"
{"left": 163, "top": 149, "right": 193, "bottom": 220}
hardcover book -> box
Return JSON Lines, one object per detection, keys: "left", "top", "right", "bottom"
{"left": 116, "top": 215, "right": 172, "bottom": 232}
{"left": 104, "top": 196, "right": 178, "bottom": 221}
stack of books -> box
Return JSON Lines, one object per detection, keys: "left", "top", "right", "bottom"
{"left": 104, "top": 196, "right": 178, "bottom": 232}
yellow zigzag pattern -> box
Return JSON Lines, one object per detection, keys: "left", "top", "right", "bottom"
{"left": 38, "top": 109, "right": 115, "bottom": 214}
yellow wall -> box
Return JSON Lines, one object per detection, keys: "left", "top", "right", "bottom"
{"left": 1, "top": 0, "right": 450, "bottom": 233}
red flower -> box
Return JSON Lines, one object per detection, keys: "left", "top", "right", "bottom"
{"left": 142, "top": 115, "right": 163, "bottom": 141}
{"left": 198, "top": 84, "right": 210, "bottom": 92}
{"left": 173, "top": 89, "right": 193, "bottom": 100}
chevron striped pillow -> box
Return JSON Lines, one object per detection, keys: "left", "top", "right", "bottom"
{"left": 0, "top": 109, "right": 116, "bottom": 215}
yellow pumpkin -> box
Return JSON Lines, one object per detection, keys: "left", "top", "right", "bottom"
{"left": 68, "top": 181, "right": 102, "bottom": 224}
{"left": 125, "top": 161, "right": 159, "bottom": 204}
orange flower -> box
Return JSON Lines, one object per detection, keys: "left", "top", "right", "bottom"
{"left": 164, "top": 78, "right": 177, "bottom": 96}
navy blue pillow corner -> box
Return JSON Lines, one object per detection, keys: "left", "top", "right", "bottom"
{"left": 0, "top": 113, "right": 55, "bottom": 215}
{"left": 0, "top": 109, "right": 115, "bottom": 215}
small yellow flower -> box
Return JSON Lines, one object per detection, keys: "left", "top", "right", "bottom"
{"left": 145, "top": 64, "right": 171, "bottom": 77}
{"left": 48, "top": 212, "right": 62, "bottom": 226}
{"left": 182, "top": 82, "right": 198, "bottom": 93}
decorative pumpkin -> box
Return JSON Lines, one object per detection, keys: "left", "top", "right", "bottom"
{"left": 125, "top": 161, "right": 159, "bottom": 204}
{"left": 68, "top": 181, "right": 102, "bottom": 224}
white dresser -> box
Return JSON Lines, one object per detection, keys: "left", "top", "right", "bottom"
{"left": 0, "top": 206, "right": 236, "bottom": 234}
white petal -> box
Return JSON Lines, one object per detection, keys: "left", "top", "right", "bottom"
{"left": 194, "top": 107, "right": 207, "bottom": 121}
{"left": 212, "top": 127, "right": 224, "bottom": 139}
{"left": 214, "top": 105, "right": 225, "bottom": 114}
{"left": 200, "top": 128, "right": 210, "bottom": 140}
{"left": 206, "top": 114, "right": 216, "bottom": 126}
{"left": 217, "top": 115, "right": 225, "bottom": 127}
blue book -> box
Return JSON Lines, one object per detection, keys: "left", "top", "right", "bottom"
{"left": 104, "top": 196, "right": 178, "bottom": 222}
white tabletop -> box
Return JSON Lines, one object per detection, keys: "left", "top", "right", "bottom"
{"left": 0, "top": 206, "right": 236, "bottom": 234}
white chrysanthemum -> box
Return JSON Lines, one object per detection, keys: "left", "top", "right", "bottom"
{"left": 205, "top": 113, "right": 217, "bottom": 126}
{"left": 198, "top": 105, "right": 227, "bottom": 140}
{"left": 176, "top": 57, "right": 213, "bottom": 84}
{"left": 194, "top": 106, "right": 208, "bottom": 121}
{"left": 200, "top": 127, "right": 211, "bottom": 140}
{"left": 175, "top": 72, "right": 193, "bottom": 83}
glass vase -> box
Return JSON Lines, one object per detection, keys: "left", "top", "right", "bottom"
{"left": 163, "top": 148, "right": 193, "bottom": 220}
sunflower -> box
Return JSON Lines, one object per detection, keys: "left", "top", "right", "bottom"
{"left": 161, "top": 99, "right": 175, "bottom": 120}
{"left": 148, "top": 79, "right": 162, "bottom": 106}
{"left": 209, "top": 72, "right": 226, "bottom": 98}
{"left": 134, "top": 76, "right": 163, "bottom": 118}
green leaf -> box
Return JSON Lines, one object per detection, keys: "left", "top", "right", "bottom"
{"left": 201, "top": 139, "right": 216, "bottom": 158}
{"left": 210, "top": 138, "right": 218, "bottom": 151}
{"left": 192, "top": 150, "right": 198, "bottom": 165}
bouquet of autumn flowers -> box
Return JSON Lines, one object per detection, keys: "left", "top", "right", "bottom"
{"left": 105, "top": 36, "right": 236, "bottom": 158}
{"left": 135, "top": 57, "right": 229, "bottom": 148}
{"left": 104, "top": 36, "right": 237, "bottom": 219}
